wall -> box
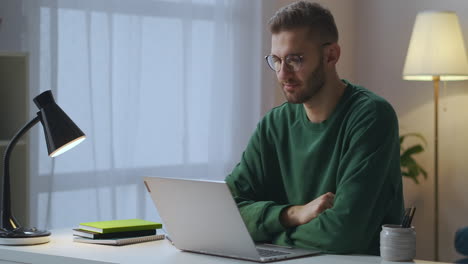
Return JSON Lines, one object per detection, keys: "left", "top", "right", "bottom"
{"left": 0, "top": 1, "right": 32, "bottom": 227}
{"left": 355, "top": 0, "right": 468, "bottom": 262}
{"left": 0, "top": 1, "right": 27, "bottom": 51}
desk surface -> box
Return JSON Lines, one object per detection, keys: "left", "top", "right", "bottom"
{"left": 0, "top": 229, "right": 451, "bottom": 264}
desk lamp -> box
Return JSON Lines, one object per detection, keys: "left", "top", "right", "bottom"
{"left": 403, "top": 11, "right": 468, "bottom": 260}
{"left": 0, "top": 90, "right": 86, "bottom": 245}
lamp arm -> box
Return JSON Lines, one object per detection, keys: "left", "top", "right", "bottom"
{"left": 1, "top": 115, "right": 40, "bottom": 230}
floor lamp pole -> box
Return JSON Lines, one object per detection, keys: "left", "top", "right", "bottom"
{"left": 433, "top": 75, "right": 440, "bottom": 261}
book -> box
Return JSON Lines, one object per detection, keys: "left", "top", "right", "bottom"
{"left": 73, "top": 228, "right": 156, "bottom": 239}
{"left": 78, "top": 219, "right": 162, "bottom": 234}
{"left": 73, "top": 234, "right": 165, "bottom": 246}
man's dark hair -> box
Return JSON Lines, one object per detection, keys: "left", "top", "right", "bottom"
{"left": 268, "top": 1, "right": 338, "bottom": 44}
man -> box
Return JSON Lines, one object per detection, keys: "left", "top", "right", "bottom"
{"left": 225, "top": 1, "right": 404, "bottom": 255}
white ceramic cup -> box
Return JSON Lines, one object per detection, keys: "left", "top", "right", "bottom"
{"left": 380, "top": 224, "right": 416, "bottom": 262}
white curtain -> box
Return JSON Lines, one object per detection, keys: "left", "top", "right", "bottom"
{"left": 21, "top": 0, "right": 266, "bottom": 229}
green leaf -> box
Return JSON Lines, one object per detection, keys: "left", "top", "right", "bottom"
{"left": 401, "top": 145, "right": 424, "bottom": 158}
{"left": 400, "top": 133, "right": 427, "bottom": 146}
{"left": 405, "top": 158, "right": 420, "bottom": 176}
{"left": 399, "top": 133, "right": 427, "bottom": 184}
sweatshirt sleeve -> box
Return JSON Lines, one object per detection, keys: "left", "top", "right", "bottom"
{"left": 225, "top": 120, "right": 290, "bottom": 242}
{"left": 273, "top": 102, "right": 403, "bottom": 254}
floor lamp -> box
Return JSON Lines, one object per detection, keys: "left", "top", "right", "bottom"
{"left": 402, "top": 11, "right": 468, "bottom": 261}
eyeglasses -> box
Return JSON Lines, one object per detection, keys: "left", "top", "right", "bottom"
{"left": 265, "top": 43, "right": 332, "bottom": 72}
{"left": 265, "top": 54, "right": 304, "bottom": 72}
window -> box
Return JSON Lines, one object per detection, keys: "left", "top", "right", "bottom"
{"left": 27, "top": 0, "right": 262, "bottom": 228}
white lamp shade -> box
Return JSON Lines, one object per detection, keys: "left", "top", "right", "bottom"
{"left": 403, "top": 11, "right": 468, "bottom": 81}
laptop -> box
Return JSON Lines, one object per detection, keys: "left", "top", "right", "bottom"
{"left": 143, "top": 177, "right": 321, "bottom": 262}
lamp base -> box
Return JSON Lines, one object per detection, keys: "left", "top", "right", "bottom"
{"left": 0, "top": 227, "right": 50, "bottom": 245}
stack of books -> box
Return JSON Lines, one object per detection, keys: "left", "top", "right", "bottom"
{"left": 73, "top": 219, "right": 164, "bottom": 245}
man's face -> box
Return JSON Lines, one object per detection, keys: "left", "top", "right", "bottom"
{"left": 271, "top": 28, "right": 327, "bottom": 104}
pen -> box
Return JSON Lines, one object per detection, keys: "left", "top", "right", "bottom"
{"left": 406, "top": 207, "right": 416, "bottom": 228}
{"left": 401, "top": 206, "right": 416, "bottom": 228}
{"left": 401, "top": 208, "right": 410, "bottom": 227}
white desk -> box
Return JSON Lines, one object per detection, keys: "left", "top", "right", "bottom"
{"left": 0, "top": 229, "right": 451, "bottom": 264}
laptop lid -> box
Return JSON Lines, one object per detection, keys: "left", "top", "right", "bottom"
{"left": 143, "top": 177, "right": 320, "bottom": 262}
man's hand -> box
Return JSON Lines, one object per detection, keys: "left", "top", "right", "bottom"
{"left": 280, "top": 192, "right": 335, "bottom": 228}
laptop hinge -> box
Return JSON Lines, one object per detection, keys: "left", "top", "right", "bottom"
{"left": 143, "top": 181, "right": 151, "bottom": 193}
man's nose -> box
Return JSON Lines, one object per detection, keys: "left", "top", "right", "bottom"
{"left": 276, "top": 63, "right": 294, "bottom": 81}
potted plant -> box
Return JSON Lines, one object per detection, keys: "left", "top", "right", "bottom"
{"left": 400, "top": 133, "right": 427, "bottom": 184}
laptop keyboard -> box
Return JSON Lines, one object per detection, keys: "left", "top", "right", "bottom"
{"left": 257, "top": 248, "right": 291, "bottom": 257}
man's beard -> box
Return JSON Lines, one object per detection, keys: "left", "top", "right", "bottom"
{"left": 281, "top": 55, "right": 326, "bottom": 104}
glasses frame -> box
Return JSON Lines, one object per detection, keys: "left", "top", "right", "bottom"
{"left": 264, "top": 54, "right": 304, "bottom": 72}
{"left": 265, "top": 42, "right": 332, "bottom": 72}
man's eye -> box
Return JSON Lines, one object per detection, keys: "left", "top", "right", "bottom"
{"left": 272, "top": 57, "right": 281, "bottom": 63}
{"left": 286, "top": 56, "right": 300, "bottom": 63}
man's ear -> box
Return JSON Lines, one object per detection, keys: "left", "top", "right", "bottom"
{"left": 325, "top": 43, "right": 340, "bottom": 65}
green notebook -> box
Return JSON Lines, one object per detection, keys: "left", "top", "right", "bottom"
{"left": 78, "top": 219, "right": 162, "bottom": 234}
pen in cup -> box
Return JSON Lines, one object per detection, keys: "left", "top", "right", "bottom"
{"left": 401, "top": 206, "right": 416, "bottom": 228}
{"left": 381, "top": 206, "right": 416, "bottom": 261}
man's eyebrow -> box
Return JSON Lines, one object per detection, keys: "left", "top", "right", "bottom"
{"left": 269, "top": 52, "right": 304, "bottom": 57}
{"left": 287, "top": 53, "right": 304, "bottom": 56}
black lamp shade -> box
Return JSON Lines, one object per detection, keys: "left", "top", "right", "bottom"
{"left": 33, "top": 90, "right": 86, "bottom": 157}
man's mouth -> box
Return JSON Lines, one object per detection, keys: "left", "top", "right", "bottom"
{"left": 283, "top": 83, "right": 300, "bottom": 92}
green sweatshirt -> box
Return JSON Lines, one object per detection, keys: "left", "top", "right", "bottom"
{"left": 225, "top": 80, "right": 404, "bottom": 255}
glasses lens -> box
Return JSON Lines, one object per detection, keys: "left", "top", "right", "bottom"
{"left": 266, "top": 55, "right": 302, "bottom": 72}
{"left": 285, "top": 55, "right": 302, "bottom": 72}
{"left": 266, "top": 55, "right": 281, "bottom": 71}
